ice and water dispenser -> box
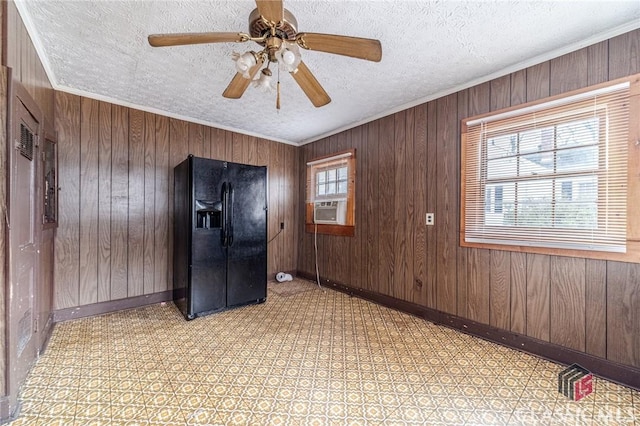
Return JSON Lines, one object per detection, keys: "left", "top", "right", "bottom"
{"left": 195, "top": 200, "right": 222, "bottom": 229}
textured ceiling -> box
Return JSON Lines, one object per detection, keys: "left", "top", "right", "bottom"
{"left": 16, "top": 0, "right": 640, "bottom": 145}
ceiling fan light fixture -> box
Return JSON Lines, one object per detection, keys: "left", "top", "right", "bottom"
{"left": 253, "top": 68, "right": 275, "bottom": 93}
{"left": 232, "top": 51, "right": 257, "bottom": 78}
{"left": 275, "top": 41, "right": 301, "bottom": 73}
{"left": 149, "top": 1, "right": 381, "bottom": 108}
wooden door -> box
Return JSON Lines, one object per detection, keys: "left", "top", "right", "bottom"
{"left": 7, "top": 94, "right": 40, "bottom": 404}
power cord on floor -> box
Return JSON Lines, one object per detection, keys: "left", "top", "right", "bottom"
{"left": 314, "top": 223, "right": 324, "bottom": 292}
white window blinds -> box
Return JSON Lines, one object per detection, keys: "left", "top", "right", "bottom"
{"left": 462, "top": 81, "right": 630, "bottom": 253}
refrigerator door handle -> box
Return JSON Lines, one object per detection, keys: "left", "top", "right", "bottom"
{"left": 221, "top": 182, "right": 228, "bottom": 247}
{"left": 228, "top": 183, "right": 234, "bottom": 247}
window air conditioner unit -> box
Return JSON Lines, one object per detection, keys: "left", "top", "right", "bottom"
{"left": 314, "top": 200, "right": 347, "bottom": 225}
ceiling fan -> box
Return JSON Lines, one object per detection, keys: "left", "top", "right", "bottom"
{"left": 148, "top": 0, "right": 382, "bottom": 108}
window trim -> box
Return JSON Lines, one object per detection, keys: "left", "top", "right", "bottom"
{"left": 460, "top": 73, "right": 640, "bottom": 262}
{"left": 305, "top": 149, "right": 356, "bottom": 237}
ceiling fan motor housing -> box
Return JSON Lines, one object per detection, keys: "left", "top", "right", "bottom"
{"left": 249, "top": 8, "right": 298, "bottom": 43}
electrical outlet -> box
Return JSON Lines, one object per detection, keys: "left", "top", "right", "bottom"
{"left": 426, "top": 213, "right": 434, "bottom": 226}
{"left": 280, "top": 222, "right": 285, "bottom": 230}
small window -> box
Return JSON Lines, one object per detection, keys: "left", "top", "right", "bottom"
{"left": 305, "top": 149, "right": 356, "bottom": 236}
{"left": 461, "top": 74, "right": 640, "bottom": 260}
{"left": 315, "top": 165, "right": 348, "bottom": 199}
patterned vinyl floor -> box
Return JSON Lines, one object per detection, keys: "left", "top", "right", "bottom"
{"left": 9, "top": 279, "right": 639, "bottom": 425}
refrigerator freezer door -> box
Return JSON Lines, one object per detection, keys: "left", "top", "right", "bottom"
{"left": 189, "top": 157, "right": 227, "bottom": 318}
{"left": 226, "top": 163, "right": 267, "bottom": 307}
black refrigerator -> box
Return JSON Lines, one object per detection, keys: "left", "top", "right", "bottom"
{"left": 173, "top": 155, "right": 267, "bottom": 320}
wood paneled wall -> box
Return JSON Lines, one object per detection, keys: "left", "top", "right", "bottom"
{"left": 3, "top": 1, "right": 55, "bottom": 127}
{"left": 54, "top": 93, "right": 299, "bottom": 310}
{"left": 298, "top": 29, "right": 640, "bottom": 369}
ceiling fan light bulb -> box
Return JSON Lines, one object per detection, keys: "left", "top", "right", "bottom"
{"left": 233, "top": 51, "right": 256, "bottom": 78}
{"left": 276, "top": 41, "right": 301, "bottom": 73}
{"left": 253, "top": 71, "right": 274, "bottom": 93}
{"left": 282, "top": 50, "right": 296, "bottom": 65}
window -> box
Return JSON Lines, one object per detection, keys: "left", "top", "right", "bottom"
{"left": 483, "top": 116, "right": 603, "bottom": 230}
{"left": 305, "top": 149, "right": 356, "bottom": 236}
{"left": 461, "top": 74, "right": 640, "bottom": 261}
{"left": 315, "top": 164, "right": 348, "bottom": 199}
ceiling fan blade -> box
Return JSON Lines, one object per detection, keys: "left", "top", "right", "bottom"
{"left": 148, "top": 32, "right": 246, "bottom": 47}
{"left": 296, "top": 32, "right": 382, "bottom": 62}
{"left": 255, "top": 0, "right": 284, "bottom": 23}
{"left": 291, "top": 61, "right": 331, "bottom": 108}
{"left": 222, "top": 57, "right": 265, "bottom": 99}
